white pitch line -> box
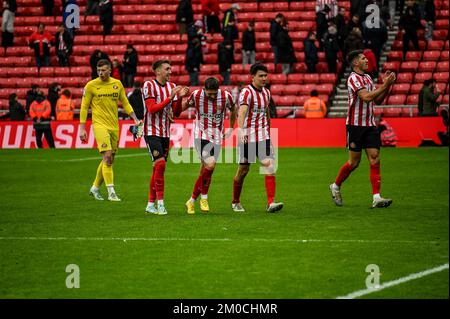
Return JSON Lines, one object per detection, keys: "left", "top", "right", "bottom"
{"left": 336, "top": 263, "right": 449, "bottom": 299}
{"left": 0, "top": 237, "right": 446, "bottom": 244}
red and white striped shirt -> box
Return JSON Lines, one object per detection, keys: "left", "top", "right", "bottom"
{"left": 346, "top": 72, "right": 376, "bottom": 127}
{"left": 239, "top": 84, "right": 271, "bottom": 142}
{"left": 142, "top": 79, "right": 177, "bottom": 137}
{"left": 188, "top": 88, "right": 234, "bottom": 145}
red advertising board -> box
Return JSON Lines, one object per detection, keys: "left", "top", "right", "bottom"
{"left": 0, "top": 118, "right": 445, "bottom": 149}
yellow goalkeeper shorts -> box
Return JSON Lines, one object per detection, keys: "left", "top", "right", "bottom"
{"left": 93, "top": 126, "right": 119, "bottom": 154}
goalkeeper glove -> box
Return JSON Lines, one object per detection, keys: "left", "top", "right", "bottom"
{"left": 129, "top": 123, "right": 143, "bottom": 141}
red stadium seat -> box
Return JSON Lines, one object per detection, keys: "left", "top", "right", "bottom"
{"left": 422, "top": 51, "right": 441, "bottom": 61}
{"left": 289, "top": 2, "right": 305, "bottom": 10}
{"left": 410, "top": 84, "right": 423, "bottom": 94}
{"left": 400, "top": 61, "right": 419, "bottom": 72}
{"left": 418, "top": 61, "right": 437, "bottom": 72}
{"left": 391, "top": 83, "right": 410, "bottom": 94}
{"left": 433, "top": 29, "right": 449, "bottom": 40}
{"left": 443, "top": 95, "right": 449, "bottom": 104}
{"left": 414, "top": 72, "right": 433, "bottom": 83}
{"left": 437, "top": 61, "right": 449, "bottom": 71}
{"left": 38, "top": 67, "right": 54, "bottom": 77}
{"left": 258, "top": 2, "right": 273, "bottom": 11}
{"left": 441, "top": 51, "right": 449, "bottom": 61}
{"left": 405, "top": 51, "right": 422, "bottom": 61}
{"left": 303, "top": 73, "right": 319, "bottom": 83}
{"left": 396, "top": 73, "right": 414, "bottom": 83}
{"left": 383, "top": 61, "right": 401, "bottom": 72}
{"left": 269, "top": 74, "right": 287, "bottom": 85}
{"left": 298, "top": 84, "right": 317, "bottom": 95}
{"left": 387, "top": 51, "right": 403, "bottom": 61}
{"left": 387, "top": 95, "right": 406, "bottom": 105}
{"left": 427, "top": 40, "right": 445, "bottom": 50}
{"left": 277, "top": 96, "right": 297, "bottom": 106}
{"left": 434, "top": 72, "right": 450, "bottom": 82}
{"left": 269, "top": 84, "right": 283, "bottom": 96}
{"left": 383, "top": 107, "right": 401, "bottom": 117}
{"left": 319, "top": 73, "right": 337, "bottom": 84}
{"left": 406, "top": 94, "right": 419, "bottom": 105}
{"left": 401, "top": 107, "right": 419, "bottom": 117}
{"left": 283, "top": 85, "right": 302, "bottom": 96}
{"left": 316, "top": 84, "right": 333, "bottom": 95}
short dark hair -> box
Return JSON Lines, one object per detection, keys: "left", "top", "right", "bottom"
{"left": 152, "top": 59, "right": 171, "bottom": 71}
{"left": 204, "top": 77, "right": 219, "bottom": 90}
{"left": 423, "top": 79, "right": 431, "bottom": 86}
{"left": 9, "top": 93, "right": 17, "bottom": 103}
{"left": 310, "top": 89, "right": 319, "bottom": 97}
{"left": 275, "top": 13, "right": 284, "bottom": 19}
{"left": 428, "top": 78, "right": 437, "bottom": 84}
{"left": 62, "top": 89, "right": 71, "bottom": 98}
{"left": 97, "top": 59, "right": 111, "bottom": 68}
{"left": 133, "top": 80, "right": 142, "bottom": 89}
{"left": 250, "top": 63, "right": 268, "bottom": 75}
{"left": 31, "top": 84, "right": 39, "bottom": 90}
{"left": 347, "top": 49, "right": 364, "bottom": 64}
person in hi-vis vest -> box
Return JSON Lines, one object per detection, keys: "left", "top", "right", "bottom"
{"left": 304, "top": 89, "right": 327, "bottom": 118}
{"left": 56, "top": 89, "right": 75, "bottom": 121}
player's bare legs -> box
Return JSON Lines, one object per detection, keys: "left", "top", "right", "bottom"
{"left": 330, "top": 151, "right": 361, "bottom": 206}
{"left": 232, "top": 164, "right": 250, "bottom": 212}
{"left": 365, "top": 148, "right": 392, "bottom": 208}
{"left": 261, "top": 158, "right": 283, "bottom": 213}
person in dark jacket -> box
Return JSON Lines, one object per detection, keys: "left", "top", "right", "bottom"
{"left": 127, "top": 81, "right": 144, "bottom": 121}
{"left": 221, "top": 16, "right": 238, "bottom": 47}
{"left": 218, "top": 41, "right": 234, "bottom": 85}
{"left": 242, "top": 21, "right": 256, "bottom": 66}
{"left": 98, "top": 0, "right": 113, "bottom": 36}
{"left": 277, "top": 22, "right": 296, "bottom": 75}
{"left": 185, "top": 38, "right": 203, "bottom": 86}
{"left": 222, "top": 3, "right": 240, "bottom": 29}
{"left": 41, "top": 0, "right": 54, "bottom": 16}
{"left": 344, "top": 27, "right": 364, "bottom": 59}
{"left": 122, "top": 43, "right": 138, "bottom": 87}
{"left": 54, "top": 24, "right": 73, "bottom": 67}
{"left": 316, "top": 4, "right": 331, "bottom": 51}
{"left": 361, "top": 16, "right": 388, "bottom": 64}
{"left": 47, "top": 82, "right": 61, "bottom": 120}
{"left": 334, "top": 6, "right": 347, "bottom": 51}
{"left": 323, "top": 24, "right": 340, "bottom": 73}
{"left": 8, "top": 93, "right": 26, "bottom": 121}
{"left": 399, "top": 6, "right": 422, "bottom": 59}
{"left": 176, "top": 0, "right": 194, "bottom": 38}
{"left": 90, "top": 49, "right": 110, "bottom": 79}
{"left": 26, "top": 84, "right": 40, "bottom": 114}
{"left": 269, "top": 13, "right": 284, "bottom": 69}
{"left": 304, "top": 31, "right": 319, "bottom": 73}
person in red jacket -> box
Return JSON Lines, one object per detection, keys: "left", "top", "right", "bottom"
{"left": 201, "top": 0, "right": 221, "bottom": 34}
{"left": 29, "top": 91, "right": 55, "bottom": 148}
{"left": 363, "top": 48, "right": 378, "bottom": 80}
{"left": 28, "top": 23, "right": 54, "bottom": 68}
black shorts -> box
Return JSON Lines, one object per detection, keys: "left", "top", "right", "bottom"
{"left": 238, "top": 139, "right": 274, "bottom": 165}
{"left": 145, "top": 135, "right": 170, "bottom": 161}
{"left": 346, "top": 125, "right": 381, "bottom": 152}
{"left": 194, "top": 139, "right": 221, "bottom": 161}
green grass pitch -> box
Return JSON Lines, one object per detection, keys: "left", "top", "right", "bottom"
{"left": 0, "top": 147, "right": 448, "bottom": 298}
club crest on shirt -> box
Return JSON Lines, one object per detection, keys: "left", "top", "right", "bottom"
{"left": 153, "top": 150, "right": 159, "bottom": 157}
{"left": 113, "top": 84, "right": 119, "bottom": 90}
{"left": 101, "top": 143, "right": 107, "bottom": 148}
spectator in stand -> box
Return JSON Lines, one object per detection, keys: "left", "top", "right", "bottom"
{"left": 176, "top": 0, "right": 194, "bottom": 40}
{"left": 201, "top": 0, "right": 221, "bottom": 34}
{"left": 218, "top": 40, "right": 234, "bottom": 85}
{"left": 418, "top": 79, "right": 429, "bottom": 115}
{"left": 54, "top": 24, "right": 73, "bottom": 67}
{"left": 343, "top": 14, "right": 360, "bottom": 41}
{"left": 334, "top": 6, "right": 347, "bottom": 51}
{"left": 47, "top": 82, "right": 61, "bottom": 120}
{"left": 323, "top": 24, "right": 340, "bottom": 73}
{"left": 223, "top": 3, "right": 241, "bottom": 28}
{"left": 188, "top": 20, "right": 206, "bottom": 46}
{"left": 1, "top": 0, "right": 15, "bottom": 54}
{"left": 26, "top": 84, "right": 40, "bottom": 114}
{"left": 8, "top": 93, "right": 26, "bottom": 121}
{"left": 304, "top": 90, "right": 327, "bottom": 118}
{"left": 399, "top": 6, "right": 422, "bottom": 60}
{"left": 350, "top": 0, "right": 370, "bottom": 18}
{"left": 122, "top": 43, "right": 138, "bottom": 88}
{"left": 185, "top": 38, "right": 203, "bottom": 86}
{"left": 99, "top": 0, "right": 113, "bottom": 37}
{"left": 423, "top": 0, "right": 435, "bottom": 41}
{"left": 304, "top": 31, "right": 319, "bottom": 73}
{"left": 421, "top": 79, "right": 441, "bottom": 116}
{"left": 28, "top": 23, "right": 53, "bottom": 68}
{"left": 127, "top": 81, "right": 144, "bottom": 121}
{"left": 221, "top": 16, "right": 238, "bottom": 47}
{"left": 29, "top": 90, "right": 55, "bottom": 148}
{"left": 55, "top": 89, "right": 75, "bottom": 121}
{"left": 363, "top": 48, "right": 378, "bottom": 79}
{"left": 379, "top": 0, "right": 393, "bottom": 29}
{"left": 361, "top": 11, "right": 388, "bottom": 64}
{"left": 344, "top": 27, "right": 364, "bottom": 61}
{"left": 270, "top": 13, "right": 285, "bottom": 70}
{"left": 317, "top": 0, "right": 339, "bottom": 18}
{"left": 375, "top": 116, "right": 398, "bottom": 147}
{"left": 85, "top": 0, "right": 99, "bottom": 17}
{"left": 316, "top": 4, "right": 332, "bottom": 51}
{"left": 90, "top": 49, "right": 110, "bottom": 79}
{"left": 277, "top": 22, "right": 297, "bottom": 75}
{"left": 112, "top": 58, "right": 123, "bottom": 81}
{"left": 242, "top": 21, "right": 256, "bottom": 66}
{"left": 41, "top": 0, "right": 54, "bottom": 16}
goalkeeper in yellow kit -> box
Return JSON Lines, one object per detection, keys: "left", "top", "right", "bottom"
{"left": 79, "top": 59, "right": 143, "bottom": 201}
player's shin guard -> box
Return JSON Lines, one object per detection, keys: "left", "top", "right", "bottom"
{"left": 191, "top": 174, "right": 202, "bottom": 200}
{"left": 335, "top": 162, "right": 354, "bottom": 187}
{"left": 370, "top": 163, "right": 381, "bottom": 195}
{"left": 232, "top": 178, "right": 244, "bottom": 204}
{"left": 102, "top": 163, "right": 114, "bottom": 187}
{"left": 154, "top": 160, "right": 166, "bottom": 200}
{"left": 265, "top": 175, "right": 276, "bottom": 205}
{"left": 201, "top": 167, "right": 214, "bottom": 196}
{"left": 93, "top": 161, "right": 104, "bottom": 188}
{"left": 148, "top": 166, "right": 156, "bottom": 203}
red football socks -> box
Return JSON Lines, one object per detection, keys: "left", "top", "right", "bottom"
{"left": 191, "top": 174, "right": 202, "bottom": 200}
{"left": 265, "top": 175, "right": 276, "bottom": 205}
{"left": 201, "top": 167, "right": 214, "bottom": 195}
{"left": 232, "top": 178, "right": 244, "bottom": 204}
{"left": 335, "top": 162, "right": 354, "bottom": 187}
{"left": 370, "top": 163, "right": 381, "bottom": 194}
{"left": 154, "top": 160, "right": 166, "bottom": 200}
{"left": 148, "top": 166, "right": 156, "bottom": 202}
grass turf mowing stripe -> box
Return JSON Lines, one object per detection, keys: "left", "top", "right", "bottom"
{"left": 336, "top": 263, "right": 450, "bottom": 299}
{"left": 0, "top": 237, "right": 446, "bottom": 244}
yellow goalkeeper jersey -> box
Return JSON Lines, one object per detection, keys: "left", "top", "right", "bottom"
{"left": 80, "top": 77, "right": 134, "bottom": 130}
